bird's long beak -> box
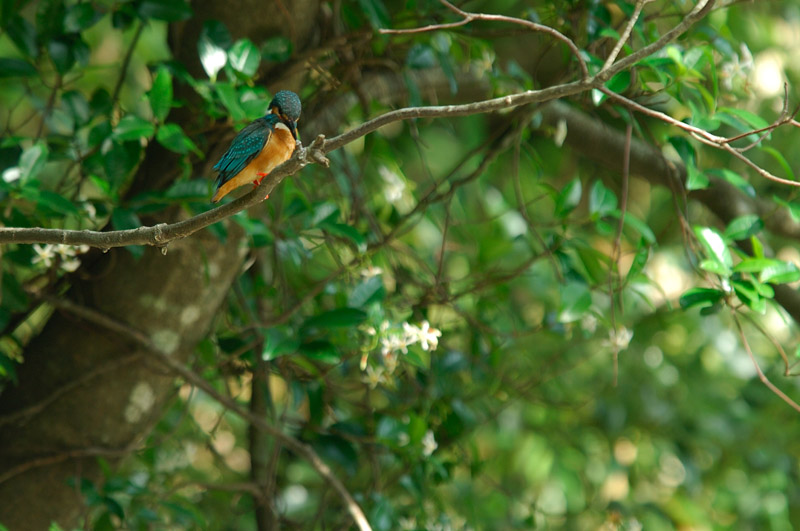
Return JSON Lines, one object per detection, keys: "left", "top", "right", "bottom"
{"left": 288, "top": 121, "right": 298, "bottom": 140}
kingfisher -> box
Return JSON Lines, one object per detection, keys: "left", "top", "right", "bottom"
{"left": 211, "top": 90, "right": 302, "bottom": 203}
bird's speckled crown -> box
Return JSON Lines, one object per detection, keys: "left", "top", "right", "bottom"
{"left": 269, "top": 90, "right": 302, "bottom": 121}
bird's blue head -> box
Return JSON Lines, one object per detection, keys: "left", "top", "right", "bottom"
{"left": 269, "top": 90, "right": 302, "bottom": 139}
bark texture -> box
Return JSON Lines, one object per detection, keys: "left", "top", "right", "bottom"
{"left": 0, "top": 1, "right": 319, "bottom": 528}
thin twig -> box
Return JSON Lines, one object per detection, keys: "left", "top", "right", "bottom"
{"left": 111, "top": 20, "right": 146, "bottom": 107}
{"left": 732, "top": 311, "right": 800, "bottom": 413}
{"left": 381, "top": 0, "right": 589, "bottom": 80}
{"left": 601, "top": 0, "right": 647, "bottom": 72}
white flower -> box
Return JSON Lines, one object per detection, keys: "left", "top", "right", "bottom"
{"left": 418, "top": 321, "right": 441, "bottom": 351}
{"left": 581, "top": 314, "right": 598, "bottom": 334}
{"left": 362, "top": 365, "right": 387, "bottom": 389}
{"left": 422, "top": 429, "right": 438, "bottom": 456}
{"left": 381, "top": 333, "right": 409, "bottom": 356}
{"left": 2, "top": 167, "right": 21, "bottom": 183}
{"left": 82, "top": 202, "right": 97, "bottom": 220}
{"left": 602, "top": 327, "right": 633, "bottom": 351}
{"left": 60, "top": 258, "right": 82, "bottom": 272}
{"left": 553, "top": 118, "right": 567, "bottom": 147}
{"left": 359, "top": 265, "right": 383, "bottom": 278}
{"left": 720, "top": 43, "right": 753, "bottom": 91}
{"left": 54, "top": 244, "right": 77, "bottom": 259}
{"left": 378, "top": 165, "right": 405, "bottom": 203}
{"left": 398, "top": 517, "right": 417, "bottom": 530}
{"left": 403, "top": 321, "right": 442, "bottom": 351}
{"left": 32, "top": 244, "right": 56, "bottom": 267}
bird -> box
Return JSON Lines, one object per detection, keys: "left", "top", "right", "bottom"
{"left": 211, "top": 90, "right": 302, "bottom": 203}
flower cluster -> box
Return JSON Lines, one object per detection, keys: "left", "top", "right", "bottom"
{"left": 32, "top": 243, "right": 89, "bottom": 272}
{"left": 361, "top": 319, "right": 442, "bottom": 388}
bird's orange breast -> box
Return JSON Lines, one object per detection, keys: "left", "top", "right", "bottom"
{"left": 211, "top": 125, "right": 297, "bottom": 202}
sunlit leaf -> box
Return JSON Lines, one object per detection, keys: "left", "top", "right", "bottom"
{"left": 156, "top": 123, "right": 200, "bottom": 155}
{"left": 198, "top": 20, "right": 231, "bottom": 80}
{"left": 694, "top": 226, "right": 732, "bottom": 269}
{"left": 148, "top": 67, "right": 173, "bottom": 122}
{"left": 114, "top": 115, "right": 155, "bottom": 141}
{"left": 588, "top": 180, "right": 616, "bottom": 217}
{"left": 228, "top": 39, "right": 260, "bottom": 77}
{"left": 679, "top": 287, "right": 724, "bottom": 309}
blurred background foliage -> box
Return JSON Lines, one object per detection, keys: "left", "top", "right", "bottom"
{"left": 2, "top": 0, "right": 800, "bottom": 529}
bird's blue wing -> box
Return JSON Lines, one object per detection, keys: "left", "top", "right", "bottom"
{"left": 213, "top": 116, "right": 278, "bottom": 186}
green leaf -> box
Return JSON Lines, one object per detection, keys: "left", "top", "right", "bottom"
{"left": 198, "top": 20, "right": 231, "bottom": 80}
{"left": 148, "top": 67, "right": 173, "bottom": 122}
{"left": 6, "top": 15, "right": 38, "bottom": 58}
{"left": 686, "top": 164, "right": 709, "bottom": 190}
{"left": 228, "top": 39, "right": 260, "bottom": 77}
{"left": 699, "top": 259, "right": 731, "bottom": 277}
{"left": 718, "top": 106, "right": 770, "bottom": 131}
{"left": 262, "top": 334, "right": 298, "bottom": 361}
{"left": 588, "top": 180, "right": 616, "bottom": 217}
{"left": 111, "top": 207, "right": 141, "bottom": 231}
{"left": 732, "top": 279, "right": 766, "bottom": 313}
{"left": 573, "top": 244, "right": 609, "bottom": 285}
{"left": 137, "top": 0, "right": 192, "bottom": 21}
{"left": 760, "top": 146, "right": 795, "bottom": 183}
{"left": 734, "top": 258, "right": 782, "bottom": 274}
{"left": 694, "top": 226, "right": 732, "bottom": 269}
{"left": 558, "top": 282, "right": 592, "bottom": 323}
{"left": 0, "top": 57, "right": 37, "bottom": 77}
{"left": 407, "top": 44, "right": 436, "bottom": 69}
{"left": 759, "top": 261, "right": 800, "bottom": 285}
{"left": 554, "top": 178, "right": 581, "bottom": 218}
{"left": 357, "top": 0, "right": 390, "bottom": 29}
{"left": 215, "top": 83, "right": 246, "bottom": 122}
{"left": 156, "top": 123, "right": 200, "bottom": 155}
{"left": 707, "top": 168, "right": 755, "bottom": 198}
{"left": 37, "top": 190, "right": 79, "bottom": 216}
{"left": 64, "top": 3, "right": 100, "bottom": 32}
{"left": 608, "top": 211, "right": 656, "bottom": 244}
{"left": 62, "top": 90, "right": 90, "bottom": 125}
{"left": 299, "top": 340, "right": 341, "bottom": 363}
{"left": 626, "top": 246, "right": 650, "bottom": 281}
{"left": 723, "top": 215, "right": 762, "bottom": 241}
{"left": 347, "top": 276, "right": 385, "bottom": 307}
{"left": 114, "top": 115, "right": 155, "bottom": 141}
{"left": 18, "top": 141, "right": 48, "bottom": 182}
{"left": 261, "top": 36, "right": 292, "bottom": 62}
{"left": 773, "top": 196, "right": 800, "bottom": 223}
{"left": 302, "top": 308, "right": 367, "bottom": 330}
{"left": 319, "top": 221, "right": 366, "bottom": 252}
{"left": 679, "top": 287, "right": 724, "bottom": 309}
{"left": 164, "top": 179, "right": 210, "bottom": 200}
{"left": 594, "top": 71, "right": 631, "bottom": 105}
{"left": 103, "top": 140, "right": 142, "bottom": 189}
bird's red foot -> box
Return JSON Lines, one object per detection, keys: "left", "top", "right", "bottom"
{"left": 252, "top": 172, "right": 269, "bottom": 188}
{"left": 254, "top": 172, "right": 270, "bottom": 200}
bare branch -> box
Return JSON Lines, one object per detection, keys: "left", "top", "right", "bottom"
{"left": 381, "top": 0, "right": 590, "bottom": 80}
{"left": 601, "top": 0, "right": 647, "bottom": 72}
